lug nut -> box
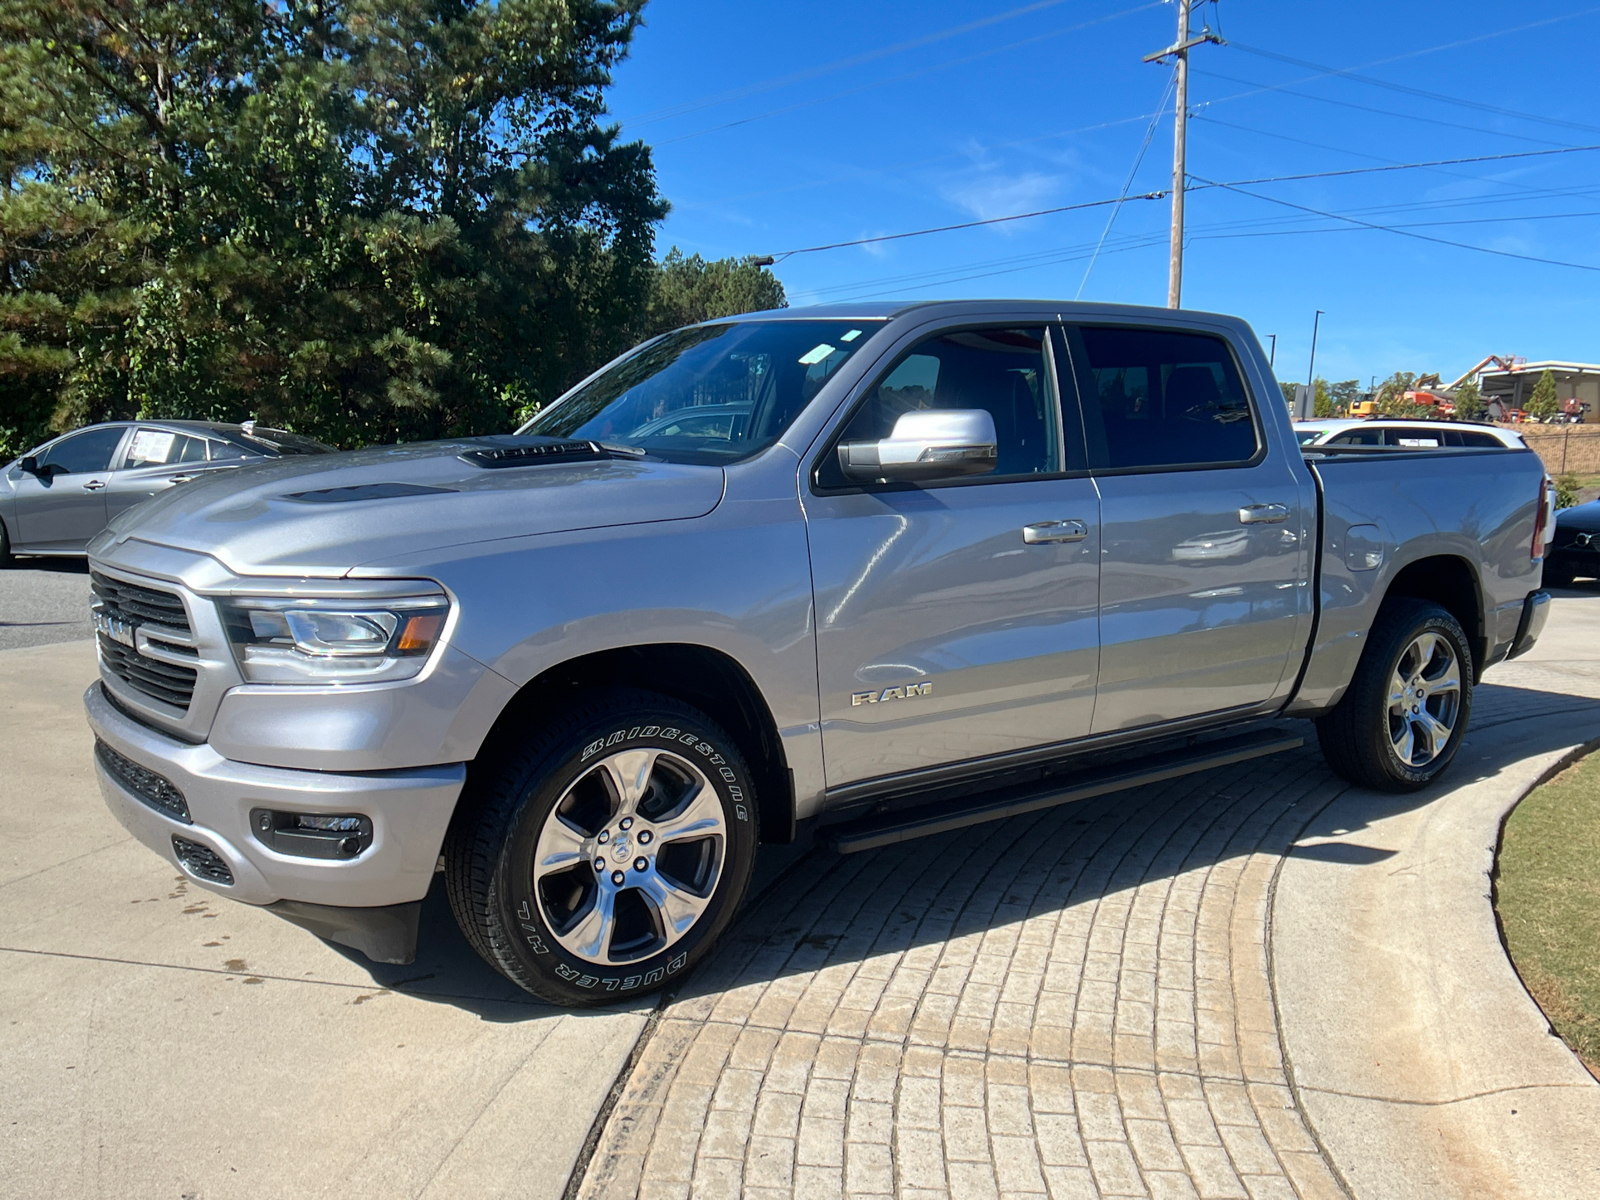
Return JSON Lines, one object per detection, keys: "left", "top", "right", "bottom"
{"left": 611, "top": 870, "right": 626, "bottom": 885}
{"left": 598, "top": 830, "right": 609, "bottom": 843}
{"left": 594, "top": 857, "right": 606, "bottom": 871}
{"left": 619, "top": 817, "right": 633, "bottom": 830}
{"left": 635, "top": 857, "right": 648, "bottom": 871}
{"left": 638, "top": 830, "right": 652, "bottom": 845}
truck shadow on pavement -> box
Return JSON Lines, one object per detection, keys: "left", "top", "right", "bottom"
{"left": 326, "top": 682, "right": 1600, "bottom": 1019}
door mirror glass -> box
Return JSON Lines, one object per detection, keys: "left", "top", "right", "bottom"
{"left": 17, "top": 456, "right": 41, "bottom": 475}
{"left": 837, "top": 409, "right": 998, "bottom": 483}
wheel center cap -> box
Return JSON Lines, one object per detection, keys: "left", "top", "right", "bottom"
{"left": 610, "top": 834, "right": 632, "bottom": 863}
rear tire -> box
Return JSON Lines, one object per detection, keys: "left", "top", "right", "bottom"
{"left": 1316, "top": 598, "right": 1473, "bottom": 793}
{"left": 444, "top": 688, "right": 758, "bottom": 1007}
{"left": 0, "top": 518, "right": 12, "bottom": 567}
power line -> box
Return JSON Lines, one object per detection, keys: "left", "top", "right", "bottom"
{"left": 765, "top": 145, "right": 1600, "bottom": 259}
{"left": 653, "top": 3, "right": 1160, "bottom": 148}
{"left": 1079, "top": 70, "right": 1176, "bottom": 298}
{"left": 1190, "top": 175, "right": 1600, "bottom": 273}
{"left": 616, "top": 0, "right": 1082, "bottom": 128}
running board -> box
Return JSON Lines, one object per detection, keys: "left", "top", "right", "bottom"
{"left": 823, "top": 728, "right": 1304, "bottom": 855}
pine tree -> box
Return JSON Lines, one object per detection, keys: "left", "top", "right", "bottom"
{"left": 0, "top": 0, "right": 673, "bottom": 453}
{"left": 1452, "top": 379, "right": 1486, "bottom": 422}
{"left": 1526, "top": 369, "right": 1559, "bottom": 421}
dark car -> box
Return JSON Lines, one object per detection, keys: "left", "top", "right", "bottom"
{"left": 0, "top": 420, "right": 335, "bottom": 563}
{"left": 1543, "top": 499, "right": 1600, "bottom": 587}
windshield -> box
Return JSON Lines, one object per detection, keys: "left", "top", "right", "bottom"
{"left": 520, "top": 320, "right": 879, "bottom": 463}
{"left": 1294, "top": 429, "right": 1326, "bottom": 445}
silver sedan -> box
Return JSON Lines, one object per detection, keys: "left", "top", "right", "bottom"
{"left": 0, "top": 420, "right": 333, "bottom": 563}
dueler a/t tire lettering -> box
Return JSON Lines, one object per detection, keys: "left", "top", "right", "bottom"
{"left": 444, "top": 688, "right": 757, "bottom": 1007}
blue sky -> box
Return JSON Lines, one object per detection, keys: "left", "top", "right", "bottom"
{"left": 603, "top": 0, "right": 1600, "bottom": 389}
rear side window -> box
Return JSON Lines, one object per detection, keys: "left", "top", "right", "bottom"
{"left": 1457, "top": 431, "right": 1503, "bottom": 448}
{"left": 1068, "top": 326, "right": 1257, "bottom": 470}
{"left": 125, "top": 428, "right": 208, "bottom": 468}
{"left": 1387, "top": 428, "right": 1442, "bottom": 447}
{"left": 1327, "top": 428, "right": 1382, "bottom": 446}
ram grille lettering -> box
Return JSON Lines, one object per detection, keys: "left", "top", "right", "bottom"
{"left": 852, "top": 682, "right": 933, "bottom": 706}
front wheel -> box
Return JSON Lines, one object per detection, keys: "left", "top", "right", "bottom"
{"left": 1316, "top": 598, "right": 1473, "bottom": 792}
{"left": 444, "top": 689, "right": 758, "bottom": 1006}
{"left": 0, "top": 518, "right": 12, "bottom": 567}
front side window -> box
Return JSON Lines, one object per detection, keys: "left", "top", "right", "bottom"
{"left": 817, "top": 326, "right": 1063, "bottom": 487}
{"left": 36, "top": 426, "right": 126, "bottom": 475}
{"left": 1069, "top": 326, "right": 1258, "bottom": 470}
{"left": 522, "top": 320, "right": 879, "bottom": 464}
{"left": 124, "top": 428, "right": 208, "bottom": 468}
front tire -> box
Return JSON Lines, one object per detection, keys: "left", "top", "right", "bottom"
{"left": 1316, "top": 598, "right": 1473, "bottom": 792}
{"left": 0, "top": 518, "right": 12, "bottom": 567}
{"left": 444, "top": 689, "right": 758, "bottom": 1006}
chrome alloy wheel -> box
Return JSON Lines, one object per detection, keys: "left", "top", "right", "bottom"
{"left": 1387, "top": 631, "right": 1462, "bottom": 768}
{"left": 532, "top": 748, "right": 726, "bottom": 965}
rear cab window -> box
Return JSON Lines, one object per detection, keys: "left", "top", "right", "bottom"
{"left": 1061, "top": 325, "right": 1259, "bottom": 471}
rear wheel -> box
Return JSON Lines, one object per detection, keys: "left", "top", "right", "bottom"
{"left": 0, "top": 518, "right": 12, "bottom": 567}
{"left": 444, "top": 689, "right": 758, "bottom": 1006}
{"left": 1316, "top": 598, "right": 1473, "bottom": 792}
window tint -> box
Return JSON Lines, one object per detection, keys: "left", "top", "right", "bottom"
{"left": 124, "top": 428, "right": 208, "bottom": 468}
{"left": 1327, "top": 428, "right": 1382, "bottom": 445}
{"left": 819, "top": 327, "right": 1062, "bottom": 487}
{"left": 207, "top": 439, "right": 249, "bottom": 460}
{"left": 1458, "top": 431, "right": 1502, "bottom": 448}
{"left": 37, "top": 426, "right": 125, "bottom": 474}
{"left": 1070, "top": 326, "right": 1257, "bottom": 470}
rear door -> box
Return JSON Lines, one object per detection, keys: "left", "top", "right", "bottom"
{"left": 10, "top": 426, "right": 127, "bottom": 550}
{"left": 104, "top": 427, "right": 214, "bottom": 521}
{"left": 1060, "top": 322, "right": 1312, "bottom": 733}
{"left": 804, "top": 323, "right": 1102, "bottom": 789}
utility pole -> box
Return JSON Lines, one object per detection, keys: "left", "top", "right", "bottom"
{"left": 1145, "top": 2, "right": 1223, "bottom": 309}
{"left": 1267, "top": 334, "right": 1276, "bottom": 367}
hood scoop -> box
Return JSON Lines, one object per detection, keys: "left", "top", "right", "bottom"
{"left": 285, "top": 482, "right": 458, "bottom": 504}
{"left": 459, "top": 438, "right": 647, "bottom": 470}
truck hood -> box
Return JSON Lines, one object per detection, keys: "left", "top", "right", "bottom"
{"left": 95, "top": 437, "right": 727, "bottom": 577}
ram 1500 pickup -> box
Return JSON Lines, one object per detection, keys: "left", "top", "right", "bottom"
{"left": 82, "top": 300, "right": 1555, "bottom": 1005}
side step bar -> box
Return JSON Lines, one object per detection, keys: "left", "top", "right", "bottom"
{"left": 823, "top": 728, "right": 1304, "bottom": 855}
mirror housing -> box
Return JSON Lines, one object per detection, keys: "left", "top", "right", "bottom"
{"left": 837, "top": 409, "right": 999, "bottom": 484}
{"left": 17, "top": 455, "right": 41, "bottom": 476}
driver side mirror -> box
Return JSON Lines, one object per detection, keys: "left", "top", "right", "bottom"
{"left": 837, "top": 409, "right": 998, "bottom": 484}
{"left": 17, "top": 456, "right": 41, "bottom": 476}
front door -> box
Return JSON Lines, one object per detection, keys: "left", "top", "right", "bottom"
{"left": 11, "top": 426, "right": 127, "bottom": 550}
{"left": 805, "top": 325, "right": 1101, "bottom": 790}
{"left": 1060, "top": 323, "right": 1311, "bottom": 733}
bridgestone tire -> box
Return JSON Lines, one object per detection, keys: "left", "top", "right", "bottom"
{"left": 1315, "top": 598, "right": 1473, "bottom": 793}
{"left": 444, "top": 688, "right": 758, "bottom": 1007}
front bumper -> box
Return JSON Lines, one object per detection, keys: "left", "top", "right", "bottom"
{"left": 1506, "top": 589, "right": 1551, "bottom": 661}
{"left": 84, "top": 681, "right": 466, "bottom": 910}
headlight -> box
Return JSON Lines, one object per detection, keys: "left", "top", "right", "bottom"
{"left": 219, "top": 588, "right": 450, "bottom": 684}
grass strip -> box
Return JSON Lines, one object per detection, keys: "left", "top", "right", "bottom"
{"left": 1496, "top": 750, "right": 1600, "bottom": 1076}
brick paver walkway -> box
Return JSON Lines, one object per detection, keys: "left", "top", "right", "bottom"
{"left": 578, "top": 738, "right": 1351, "bottom": 1200}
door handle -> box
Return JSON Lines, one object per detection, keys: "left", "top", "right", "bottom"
{"left": 81, "top": 479, "right": 107, "bottom": 491}
{"left": 1238, "top": 503, "right": 1289, "bottom": 525}
{"left": 168, "top": 473, "right": 196, "bottom": 484}
{"left": 1023, "top": 519, "right": 1089, "bottom": 544}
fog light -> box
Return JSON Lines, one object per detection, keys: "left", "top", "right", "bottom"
{"left": 251, "top": 809, "right": 373, "bottom": 860}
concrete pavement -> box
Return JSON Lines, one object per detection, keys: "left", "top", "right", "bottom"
{"left": 0, "top": 558, "right": 93, "bottom": 650}
{"left": 0, "top": 640, "right": 650, "bottom": 1200}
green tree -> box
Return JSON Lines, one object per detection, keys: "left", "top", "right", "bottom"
{"left": 1312, "top": 377, "right": 1333, "bottom": 418}
{"left": 1453, "top": 378, "right": 1487, "bottom": 422}
{"left": 1527, "top": 369, "right": 1560, "bottom": 421}
{"left": 646, "top": 248, "right": 786, "bottom": 337}
{"left": 0, "top": 0, "right": 669, "bottom": 455}
{"left": 1328, "top": 379, "right": 1360, "bottom": 416}
{"left": 1279, "top": 380, "right": 1297, "bottom": 409}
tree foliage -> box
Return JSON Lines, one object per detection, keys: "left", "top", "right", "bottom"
{"left": 1453, "top": 378, "right": 1486, "bottom": 422}
{"left": 1527, "top": 368, "right": 1560, "bottom": 421}
{"left": 645, "top": 248, "right": 786, "bottom": 338}
{"left": 0, "top": 0, "right": 703, "bottom": 455}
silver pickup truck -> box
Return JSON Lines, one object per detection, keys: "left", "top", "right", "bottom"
{"left": 82, "top": 300, "right": 1554, "bottom": 1005}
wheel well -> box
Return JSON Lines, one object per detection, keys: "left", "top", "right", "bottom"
{"left": 1382, "top": 555, "right": 1485, "bottom": 678}
{"left": 478, "top": 644, "right": 795, "bottom": 844}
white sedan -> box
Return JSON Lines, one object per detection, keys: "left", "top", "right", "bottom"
{"left": 1292, "top": 419, "right": 1527, "bottom": 450}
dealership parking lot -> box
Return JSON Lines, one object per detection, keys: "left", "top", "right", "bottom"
{"left": 0, "top": 559, "right": 91, "bottom": 651}
{"left": 3, "top": 573, "right": 1599, "bottom": 1199}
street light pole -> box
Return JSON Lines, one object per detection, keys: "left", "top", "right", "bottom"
{"left": 1144, "top": 2, "right": 1222, "bottom": 310}
{"left": 1267, "top": 334, "right": 1276, "bottom": 367}
{"left": 1306, "top": 310, "right": 1325, "bottom": 391}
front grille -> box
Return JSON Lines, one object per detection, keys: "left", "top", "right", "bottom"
{"left": 95, "top": 738, "right": 190, "bottom": 823}
{"left": 91, "top": 571, "right": 197, "bottom": 710}
{"left": 172, "top": 836, "right": 234, "bottom": 886}
{"left": 98, "top": 634, "right": 198, "bottom": 709}
{"left": 91, "top": 571, "right": 190, "bottom": 632}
